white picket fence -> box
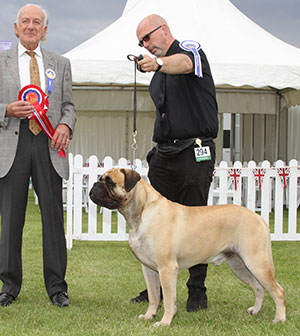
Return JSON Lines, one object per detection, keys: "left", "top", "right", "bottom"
{"left": 65, "top": 154, "right": 300, "bottom": 249}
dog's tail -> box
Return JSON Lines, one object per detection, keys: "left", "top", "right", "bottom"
{"left": 257, "top": 214, "right": 275, "bottom": 271}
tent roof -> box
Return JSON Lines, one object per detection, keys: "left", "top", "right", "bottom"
{"left": 64, "top": 0, "right": 300, "bottom": 91}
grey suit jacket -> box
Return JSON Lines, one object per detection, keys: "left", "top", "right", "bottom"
{"left": 0, "top": 46, "right": 76, "bottom": 180}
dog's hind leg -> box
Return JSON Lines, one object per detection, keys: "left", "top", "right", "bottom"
{"left": 240, "top": 255, "right": 286, "bottom": 324}
{"left": 138, "top": 264, "right": 161, "bottom": 321}
{"left": 226, "top": 254, "right": 265, "bottom": 315}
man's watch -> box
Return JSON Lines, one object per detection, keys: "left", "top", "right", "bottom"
{"left": 155, "top": 58, "right": 163, "bottom": 72}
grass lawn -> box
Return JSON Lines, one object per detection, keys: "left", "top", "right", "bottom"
{"left": 0, "top": 190, "right": 299, "bottom": 335}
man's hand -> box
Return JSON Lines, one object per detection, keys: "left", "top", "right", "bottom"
{"left": 137, "top": 54, "right": 158, "bottom": 72}
{"left": 51, "top": 124, "right": 70, "bottom": 152}
{"left": 5, "top": 101, "right": 34, "bottom": 118}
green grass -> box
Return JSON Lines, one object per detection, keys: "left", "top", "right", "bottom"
{"left": 0, "top": 190, "right": 299, "bottom": 335}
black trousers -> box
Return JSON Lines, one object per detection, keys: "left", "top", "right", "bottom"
{"left": 147, "top": 141, "right": 215, "bottom": 291}
{"left": 0, "top": 120, "right": 68, "bottom": 298}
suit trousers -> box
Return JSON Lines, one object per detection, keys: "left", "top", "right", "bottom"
{"left": 0, "top": 119, "right": 68, "bottom": 298}
{"left": 147, "top": 141, "right": 216, "bottom": 291}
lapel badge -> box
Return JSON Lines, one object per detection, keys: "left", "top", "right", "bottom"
{"left": 46, "top": 68, "right": 56, "bottom": 79}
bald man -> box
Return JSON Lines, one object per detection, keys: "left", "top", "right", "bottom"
{"left": 131, "top": 14, "right": 218, "bottom": 312}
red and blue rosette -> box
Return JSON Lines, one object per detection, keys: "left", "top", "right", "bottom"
{"left": 18, "top": 85, "right": 65, "bottom": 158}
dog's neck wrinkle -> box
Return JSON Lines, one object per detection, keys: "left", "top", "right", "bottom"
{"left": 119, "top": 179, "right": 159, "bottom": 229}
{"left": 118, "top": 187, "right": 141, "bottom": 226}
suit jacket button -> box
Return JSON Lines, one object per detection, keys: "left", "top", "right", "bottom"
{"left": 15, "top": 131, "right": 18, "bottom": 135}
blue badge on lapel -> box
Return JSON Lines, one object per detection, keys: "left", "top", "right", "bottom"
{"left": 46, "top": 68, "right": 56, "bottom": 94}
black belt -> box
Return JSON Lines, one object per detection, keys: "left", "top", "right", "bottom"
{"left": 160, "top": 137, "right": 213, "bottom": 145}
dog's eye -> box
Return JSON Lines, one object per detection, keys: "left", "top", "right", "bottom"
{"left": 105, "top": 176, "right": 115, "bottom": 188}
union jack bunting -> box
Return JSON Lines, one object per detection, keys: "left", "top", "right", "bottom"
{"left": 276, "top": 167, "right": 290, "bottom": 189}
{"left": 252, "top": 168, "right": 266, "bottom": 190}
{"left": 228, "top": 168, "right": 241, "bottom": 191}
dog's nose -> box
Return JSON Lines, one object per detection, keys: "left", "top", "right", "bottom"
{"left": 89, "top": 181, "right": 100, "bottom": 197}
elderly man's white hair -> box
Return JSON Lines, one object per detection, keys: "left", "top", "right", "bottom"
{"left": 15, "top": 3, "right": 48, "bottom": 41}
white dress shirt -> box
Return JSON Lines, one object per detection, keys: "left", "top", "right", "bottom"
{"left": 18, "top": 42, "right": 45, "bottom": 93}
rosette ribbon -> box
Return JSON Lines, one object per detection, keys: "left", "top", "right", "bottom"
{"left": 19, "top": 85, "right": 65, "bottom": 158}
{"left": 180, "top": 40, "right": 203, "bottom": 78}
{"left": 31, "top": 102, "right": 65, "bottom": 158}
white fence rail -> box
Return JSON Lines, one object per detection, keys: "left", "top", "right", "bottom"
{"left": 65, "top": 154, "right": 300, "bottom": 249}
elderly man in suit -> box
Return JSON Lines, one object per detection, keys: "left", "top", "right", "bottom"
{"left": 0, "top": 4, "right": 76, "bottom": 307}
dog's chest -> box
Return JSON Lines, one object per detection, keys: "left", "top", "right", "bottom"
{"left": 128, "top": 230, "right": 158, "bottom": 270}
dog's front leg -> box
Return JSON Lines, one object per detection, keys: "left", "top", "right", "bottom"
{"left": 138, "top": 264, "right": 161, "bottom": 321}
{"left": 154, "top": 263, "right": 178, "bottom": 327}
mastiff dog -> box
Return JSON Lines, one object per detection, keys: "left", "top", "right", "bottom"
{"left": 89, "top": 168, "right": 286, "bottom": 327}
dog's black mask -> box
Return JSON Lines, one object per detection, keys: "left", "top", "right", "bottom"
{"left": 89, "top": 177, "right": 123, "bottom": 210}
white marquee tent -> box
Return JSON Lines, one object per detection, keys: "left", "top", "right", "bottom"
{"left": 64, "top": 0, "right": 300, "bottom": 162}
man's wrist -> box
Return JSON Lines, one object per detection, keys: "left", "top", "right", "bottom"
{"left": 155, "top": 57, "right": 163, "bottom": 72}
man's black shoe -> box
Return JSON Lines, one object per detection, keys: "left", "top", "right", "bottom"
{"left": 130, "top": 288, "right": 163, "bottom": 303}
{"left": 186, "top": 288, "right": 207, "bottom": 312}
{"left": 50, "top": 292, "right": 70, "bottom": 307}
{"left": 130, "top": 289, "right": 148, "bottom": 303}
{"left": 0, "top": 292, "right": 15, "bottom": 307}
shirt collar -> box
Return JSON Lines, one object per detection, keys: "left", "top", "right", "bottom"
{"left": 18, "top": 42, "right": 42, "bottom": 58}
{"left": 166, "top": 39, "right": 179, "bottom": 57}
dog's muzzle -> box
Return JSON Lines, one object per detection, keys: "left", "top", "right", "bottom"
{"left": 89, "top": 181, "right": 122, "bottom": 210}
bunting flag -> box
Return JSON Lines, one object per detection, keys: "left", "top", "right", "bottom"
{"left": 19, "top": 85, "right": 65, "bottom": 158}
{"left": 252, "top": 168, "right": 266, "bottom": 190}
{"left": 277, "top": 167, "right": 290, "bottom": 189}
{"left": 228, "top": 168, "right": 241, "bottom": 191}
{"left": 83, "top": 161, "right": 104, "bottom": 182}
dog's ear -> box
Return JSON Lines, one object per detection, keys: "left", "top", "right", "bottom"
{"left": 121, "top": 169, "right": 141, "bottom": 192}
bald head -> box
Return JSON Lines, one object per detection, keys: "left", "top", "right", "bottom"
{"left": 136, "top": 14, "right": 174, "bottom": 56}
{"left": 138, "top": 14, "right": 167, "bottom": 29}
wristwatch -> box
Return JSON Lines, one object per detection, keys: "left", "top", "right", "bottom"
{"left": 155, "top": 58, "right": 163, "bottom": 72}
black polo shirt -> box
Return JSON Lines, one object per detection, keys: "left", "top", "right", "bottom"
{"left": 149, "top": 39, "right": 218, "bottom": 143}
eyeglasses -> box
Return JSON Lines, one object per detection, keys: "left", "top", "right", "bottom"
{"left": 138, "top": 25, "right": 162, "bottom": 47}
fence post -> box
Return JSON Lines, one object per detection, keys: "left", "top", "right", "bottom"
{"left": 260, "top": 160, "right": 271, "bottom": 225}
{"left": 73, "top": 154, "right": 84, "bottom": 239}
{"left": 118, "top": 157, "right": 128, "bottom": 168}
{"left": 247, "top": 161, "right": 256, "bottom": 212}
{"left": 274, "top": 160, "right": 285, "bottom": 238}
{"left": 207, "top": 178, "right": 214, "bottom": 206}
{"left": 233, "top": 161, "right": 242, "bottom": 205}
{"left": 66, "top": 153, "right": 74, "bottom": 249}
{"left": 288, "top": 159, "right": 298, "bottom": 237}
{"left": 87, "top": 155, "right": 101, "bottom": 237}
{"left": 218, "top": 161, "right": 228, "bottom": 204}
{"left": 101, "top": 157, "right": 114, "bottom": 238}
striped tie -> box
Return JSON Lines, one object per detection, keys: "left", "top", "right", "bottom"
{"left": 26, "top": 51, "right": 42, "bottom": 135}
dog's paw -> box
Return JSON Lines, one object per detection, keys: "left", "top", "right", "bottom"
{"left": 153, "top": 321, "right": 170, "bottom": 328}
{"left": 247, "top": 306, "right": 260, "bottom": 315}
{"left": 272, "top": 316, "right": 286, "bottom": 324}
{"left": 138, "top": 313, "right": 155, "bottom": 320}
